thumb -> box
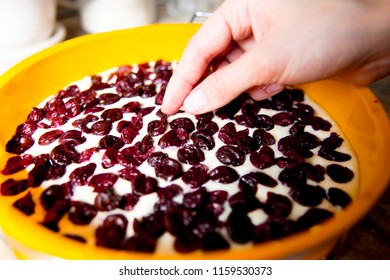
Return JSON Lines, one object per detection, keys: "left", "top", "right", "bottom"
{"left": 182, "top": 46, "right": 282, "bottom": 115}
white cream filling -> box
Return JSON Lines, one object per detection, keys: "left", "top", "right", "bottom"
{"left": 20, "top": 63, "right": 359, "bottom": 252}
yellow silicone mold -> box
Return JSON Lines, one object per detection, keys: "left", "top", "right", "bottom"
{"left": 0, "top": 24, "right": 389, "bottom": 259}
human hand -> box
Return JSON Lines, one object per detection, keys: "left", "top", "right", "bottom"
{"left": 161, "top": 0, "right": 390, "bottom": 115}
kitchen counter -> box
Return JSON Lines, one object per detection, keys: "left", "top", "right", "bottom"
{"left": 0, "top": 3, "right": 389, "bottom": 260}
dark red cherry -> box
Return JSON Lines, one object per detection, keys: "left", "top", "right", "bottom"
{"left": 99, "top": 93, "right": 120, "bottom": 105}
{"left": 50, "top": 144, "right": 79, "bottom": 166}
{"left": 209, "top": 190, "right": 228, "bottom": 205}
{"left": 46, "top": 165, "right": 66, "bottom": 180}
{"left": 94, "top": 189, "right": 120, "bottom": 211}
{"left": 12, "top": 191, "right": 35, "bottom": 215}
{"left": 154, "top": 157, "right": 183, "bottom": 181}
{"left": 118, "top": 166, "right": 141, "bottom": 181}
{"left": 132, "top": 174, "right": 158, "bottom": 195}
{"left": 191, "top": 130, "right": 215, "bottom": 150}
{"left": 121, "top": 101, "right": 140, "bottom": 113}
{"left": 69, "top": 163, "right": 96, "bottom": 186}
{"left": 254, "top": 217, "right": 296, "bottom": 243}
{"left": 96, "top": 214, "right": 128, "bottom": 249}
{"left": 1, "top": 179, "right": 28, "bottom": 196}
{"left": 42, "top": 199, "right": 71, "bottom": 232}
{"left": 147, "top": 152, "right": 168, "bottom": 167}
{"left": 68, "top": 201, "right": 97, "bottom": 225}
{"left": 59, "top": 130, "right": 86, "bottom": 146}
{"left": 226, "top": 209, "right": 255, "bottom": 243}
{"left": 120, "top": 124, "right": 139, "bottom": 144}
{"left": 256, "top": 114, "right": 274, "bottom": 131}
{"left": 202, "top": 232, "right": 230, "bottom": 251}
{"left": 40, "top": 184, "right": 72, "bottom": 211}
{"left": 177, "top": 144, "right": 205, "bottom": 165}
{"left": 72, "top": 114, "right": 98, "bottom": 130}
{"left": 157, "top": 184, "right": 183, "bottom": 201}
{"left": 170, "top": 117, "right": 195, "bottom": 133}
{"left": 124, "top": 235, "right": 157, "bottom": 252}
{"left": 209, "top": 166, "right": 239, "bottom": 184}
{"left": 89, "top": 173, "right": 118, "bottom": 192}
{"left": 296, "top": 208, "right": 334, "bottom": 231}
{"left": 218, "top": 122, "right": 248, "bottom": 145}
{"left": 182, "top": 164, "right": 209, "bottom": 188}
{"left": 63, "top": 98, "right": 81, "bottom": 118}
{"left": 196, "top": 121, "right": 219, "bottom": 135}
{"left": 6, "top": 134, "right": 34, "bottom": 154}
{"left": 237, "top": 135, "right": 260, "bottom": 154}
{"left": 196, "top": 112, "right": 214, "bottom": 124}
{"left": 59, "top": 85, "right": 80, "bottom": 98}
{"left": 28, "top": 163, "right": 51, "bottom": 187}
{"left": 215, "top": 95, "right": 243, "bottom": 119}
{"left": 326, "top": 164, "right": 354, "bottom": 183}
{"left": 16, "top": 121, "right": 38, "bottom": 136}
{"left": 318, "top": 148, "right": 351, "bottom": 162}
{"left": 28, "top": 107, "right": 45, "bottom": 122}
{"left": 147, "top": 119, "right": 167, "bottom": 136}
{"left": 101, "top": 108, "right": 123, "bottom": 122}
{"left": 91, "top": 120, "right": 112, "bottom": 136}
{"left": 310, "top": 116, "right": 332, "bottom": 131}
{"left": 264, "top": 192, "right": 292, "bottom": 217}
{"left": 76, "top": 147, "right": 98, "bottom": 163}
{"left": 158, "top": 129, "right": 186, "bottom": 148}
{"left": 321, "top": 132, "right": 343, "bottom": 150}
{"left": 272, "top": 112, "right": 295, "bottom": 126}
{"left": 216, "top": 145, "right": 245, "bottom": 166}
{"left": 253, "top": 129, "right": 275, "bottom": 146}
{"left": 99, "top": 135, "right": 125, "bottom": 149}
{"left": 119, "top": 193, "right": 139, "bottom": 211}
{"left": 289, "top": 184, "right": 325, "bottom": 207}
{"left": 327, "top": 187, "right": 352, "bottom": 208}
{"left": 182, "top": 187, "right": 207, "bottom": 209}
{"left": 250, "top": 145, "right": 275, "bottom": 169}
{"left": 1, "top": 154, "right": 33, "bottom": 175}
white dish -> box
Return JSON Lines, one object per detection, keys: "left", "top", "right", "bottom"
{"left": 0, "top": 22, "right": 66, "bottom": 75}
{"left": 0, "top": 228, "right": 16, "bottom": 259}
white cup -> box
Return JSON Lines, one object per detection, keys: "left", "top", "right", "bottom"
{"left": 0, "top": 0, "right": 56, "bottom": 52}
{"left": 79, "top": 0, "right": 156, "bottom": 34}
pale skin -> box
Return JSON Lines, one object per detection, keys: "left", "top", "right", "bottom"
{"left": 161, "top": 0, "right": 390, "bottom": 115}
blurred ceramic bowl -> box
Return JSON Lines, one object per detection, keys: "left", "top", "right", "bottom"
{"left": 0, "top": 0, "right": 57, "bottom": 52}
{"left": 0, "top": 23, "right": 66, "bottom": 75}
{"left": 0, "top": 24, "right": 389, "bottom": 260}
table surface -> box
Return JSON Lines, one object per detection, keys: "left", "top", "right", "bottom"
{"left": 0, "top": 4, "right": 389, "bottom": 260}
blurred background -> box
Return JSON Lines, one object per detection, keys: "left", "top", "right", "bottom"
{"left": 0, "top": 0, "right": 388, "bottom": 259}
{"left": 0, "top": 0, "right": 224, "bottom": 75}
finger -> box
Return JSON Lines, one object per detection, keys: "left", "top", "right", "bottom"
{"left": 161, "top": 1, "right": 252, "bottom": 115}
{"left": 223, "top": 43, "right": 244, "bottom": 63}
{"left": 161, "top": 19, "right": 232, "bottom": 114}
{"left": 220, "top": 37, "right": 255, "bottom": 64}
{"left": 212, "top": 57, "right": 230, "bottom": 71}
{"left": 247, "top": 84, "right": 285, "bottom": 100}
{"left": 182, "top": 45, "right": 278, "bottom": 114}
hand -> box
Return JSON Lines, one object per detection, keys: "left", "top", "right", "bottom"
{"left": 161, "top": 0, "right": 390, "bottom": 115}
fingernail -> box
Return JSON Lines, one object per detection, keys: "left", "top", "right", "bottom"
{"left": 183, "top": 88, "right": 207, "bottom": 114}
{"left": 265, "top": 84, "right": 285, "bottom": 95}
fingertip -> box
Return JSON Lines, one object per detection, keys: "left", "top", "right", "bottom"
{"left": 182, "top": 87, "right": 208, "bottom": 115}
{"left": 160, "top": 103, "right": 176, "bottom": 116}
{"left": 265, "top": 84, "right": 285, "bottom": 95}
{"left": 160, "top": 91, "right": 180, "bottom": 115}
{"left": 161, "top": 73, "right": 192, "bottom": 115}
{"left": 248, "top": 84, "right": 285, "bottom": 100}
